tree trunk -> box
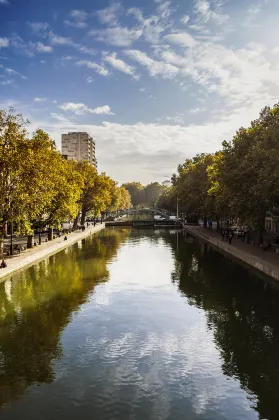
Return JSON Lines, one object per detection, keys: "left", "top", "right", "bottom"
{"left": 256, "top": 212, "right": 266, "bottom": 246}
{"left": 48, "top": 228, "right": 53, "bottom": 241}
{"left": 217, "top": 218, "right": 220, "bottom": 232}
{"left": 3, "top": 222, "right": 8, "bottom": 239}
{"left": 27, "top": 235, "right": 34, "bottom": 249}
{"left": 39, "top": 230, "right": 42, "bottom": 245}
{"left": 203, "top": 217, "right": 207, "bottom": 228}
{"left": 73, "top": 215, "right": 79, "bottom": 230}
{"left": 81, "top": 209, "right": 86, "bottom": 226}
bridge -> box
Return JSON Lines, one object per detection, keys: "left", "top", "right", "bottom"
{"left": 122, "top": 208, "right": 171, "bottom": 220}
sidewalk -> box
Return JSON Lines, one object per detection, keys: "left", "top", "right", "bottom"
{"left": 184, "top": 225, "right": 279, "bottom": 282}
{"left": 0, "top": 224, "right": 105, "bottom": 283}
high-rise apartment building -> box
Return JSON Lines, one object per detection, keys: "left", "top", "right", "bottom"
{"left": 61, "top": 132, "right": 97, "bottom": 168}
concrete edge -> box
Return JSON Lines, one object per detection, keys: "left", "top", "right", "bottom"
{"left": 184, "top": 225, "right": 279, "bottom": 282}
{"left": 0, "top": 225, "right": 105, "bottom": 283}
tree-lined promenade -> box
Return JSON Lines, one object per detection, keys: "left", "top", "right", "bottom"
{"left": 0, "top": 108, "right": 131, "bottom": 255}
{"left": 158, "top": 103, "right": 279, "bottom": 245}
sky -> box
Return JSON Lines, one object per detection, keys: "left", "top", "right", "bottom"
{"left": 0, "top": 0, "right": 279, "bottom": 184}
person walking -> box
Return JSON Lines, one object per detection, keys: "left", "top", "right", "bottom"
{"left": 221, "top": 231, "right": 225, "bottom": 241}
{"left": 228, "top": 231, "right": 233, "bottom": 244}
{"left": 1, "top": 259, "right": 7, "bottom": 268}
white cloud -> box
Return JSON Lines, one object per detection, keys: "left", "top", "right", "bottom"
{"left": 125, "top": 49, "right": 179, "bottom": 79}
{"left": 86, "top": 76, "right": 94, "bottom": 83}
{"left": 34, "top": 97, "right": 47, "bottom": 102}
{"left": 69, "top": 9, "right": 87, "bottom": 20}
{"left": 104, "top": 52, "right": 139, "bottom": 79}
{"left": 50, "top": 113, "right": 72, "bottom": 124}
{"left": 165, "top": 114, "right": 185, "bottom": 124}
{"left": 89, "top": 27, "right": 142, "bottom": 47}
{"left": 157, "top": 1, "right": 173, "bottom": 20}
{"left": 29, "top": 22, "right": 49, "bottom": 38}
{"left": 0, "top": 0, "right": 9, "bottom": 4}
{"left": 50, "top": 33, "right": 73, "bottom": 46}
{"left": 65, "top": 9, "right": 88, "bottom": 28}
{"left": 0, "top": 80, "right": 12, "bottom": 85}
{"left": 95, "top": 3, "right": 122, "bottom": 26}
{"left": 4, "top": 67, "right": 26, "bottom": 79}
{"left": 194, "top": 0, "right": 229, "bottom": 25}
{"left": 0, "top": 38, "right": 9, "bottom": 48}
{"left": 164, "top": 33, "right": 196, "bottom": 48}
{"left": 61, "top": 55, "right": 75, "bottom": 61}
{"left": 78, "top": 45, "right": 97, "bottom": 56}
{"left": 181, "top": 15, "right": 190, "bottom": 24}
{"left": 64, "top": 20, "right": 87, "bottom": 28}
{"left": 188, "top": 107, "right": 206, "bottom": 114}
{"left": 59, "top": 102, "right": 114, "bottom": 115}
{"left": 33, "top": 42, "right": 53, "bottom": 53}
{"left": 76, "top": 60, "right": 110, "bottom": 76}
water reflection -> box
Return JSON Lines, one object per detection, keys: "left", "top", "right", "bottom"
{"left": 0, "top": 228, "right": 130, "bottom": 407}
{"left": 1, "top": 229, "right": 279, "bottom": 420}
{"left": 166, "top": 231, "right": 279, "bottom": 420}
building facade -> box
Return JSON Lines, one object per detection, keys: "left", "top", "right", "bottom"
{"left": 61, "top": 132, "right": 97, "bottom": 168}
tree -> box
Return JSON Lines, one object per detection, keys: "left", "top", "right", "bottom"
{"left": 74, "top": 163, "right": 113, "bottom": 225}
{"left": 122, "top": 182, "right": 143, "bottom": 207}
{"left": 29, "top": 130, "right": 83, "bottom": 242}
{"left": 0, "top": 110, "right": 53, "bottom": 251}
{"left": 210, "top": 104, "right": 279, "bottom": 243}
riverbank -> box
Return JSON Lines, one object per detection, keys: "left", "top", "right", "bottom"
{"left": 0, "top": 224, "right": 105, "bottom": 283}
{"left": 184, "top": 225, "right": 279, "bottom": 282}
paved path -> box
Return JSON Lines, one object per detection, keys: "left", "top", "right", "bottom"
{"left": 184, "top": 225, "right": 279, "bottom": 282}
{"left": 0, "top": 224, "right": 105, "bottom": 283}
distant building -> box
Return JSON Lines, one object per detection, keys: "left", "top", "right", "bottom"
{"left": 61, "top": 132, "right": 97, "bottom": 168}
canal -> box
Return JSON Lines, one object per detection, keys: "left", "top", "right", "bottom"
{"left": 1, "top": 228, "right": 279, "bottom": 420}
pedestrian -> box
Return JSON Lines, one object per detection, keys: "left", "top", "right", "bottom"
{"left": 64, "top": 236, "right": 68, "bottom": 241}
{"left": 221, "top": 231, "right": 225, "bottom": 241}
{"left": 94, "top": 220, "right": 96, "bottom": 227}
{"left": 229, "top": 232, "right": 233, "bottom": 244}
{"left": 0, "top": 259, "right": 7, "bottom": 268}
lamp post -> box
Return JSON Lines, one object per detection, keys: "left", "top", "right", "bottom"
{"left": 10, "top": 219, "right": 13, "bottom": 255}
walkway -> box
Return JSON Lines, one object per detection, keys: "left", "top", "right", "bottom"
{"left": 0, "top": 224, "right": 105, "bottom": 283}
{"left": 184, "top": 225, "right": 279, "bottom": 282}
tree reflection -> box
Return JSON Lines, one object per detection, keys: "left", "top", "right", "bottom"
{"left": 0, "top": 228, "right": 130, "bottom": 407}
{"left": 167, "top": 231, "right": 279, "bottom": 420}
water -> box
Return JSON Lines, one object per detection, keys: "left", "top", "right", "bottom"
{"left": 1, "top": 229, "right": 279, "bottom": 420}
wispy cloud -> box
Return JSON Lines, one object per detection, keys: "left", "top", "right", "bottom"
{"left": 104, "top": 52, "right": 139, "bottom": 79}
{"left": 4, "top": 67, "right": 26, "bottom": 79}
{"left": 34, "top": 97, "right": 47, "bottom": 102}
{"left": 194, "top": 0, "right": 229, "bottom": 25}
{"left": 65, "top": 9, "right": 88, "bottom": 28}
{"left": 125, "top": 49, "right": 179, "bottom": 79}
{"left": 78, "top": 45, "right": 97, "bottom": 56}
{"left": 0, "top": 80, "right": 12, "bottom": 85}
{"left": 89, "top": 27, "right": 142, "bottom": 47}
{"left": 28, "top": 22, "right": 49, "bottom": 38}
{"left": 0, "top": 38, "right": 9, "bottom": 48}
{"left": 76, "top": 60, "right": 110, "bottom": 76}
{"left": 86, "top": 76, "right": 94, "bottom": 83}
{"left": 59, "top": 102, "right": 114, "bottom": 115}
{"left": 0, "top": 0, "right": 9, "bottom": 4}
{"left": 32, "top": 42, "right": 53, "bottom": 53}
{"left": 95, "top": 2, "right": 122, "bottom": 26}
{"left": 50, "top": 33, "right": 73, "bottom": 46}
{"left": 181, "top": 15, "right": 190, "bottom": 24}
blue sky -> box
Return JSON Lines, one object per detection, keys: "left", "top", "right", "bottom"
{"left": 0, "top": 0, "right": 279, "bottom": 183}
